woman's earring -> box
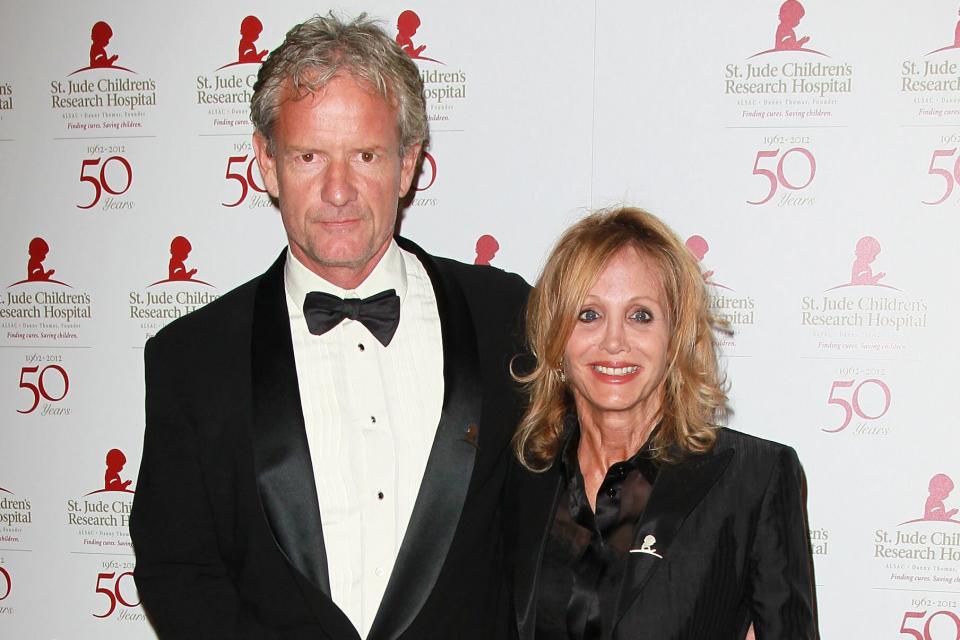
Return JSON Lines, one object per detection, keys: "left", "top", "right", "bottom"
{"left": 556, "top": 363, "right": 566, "bottom": 383}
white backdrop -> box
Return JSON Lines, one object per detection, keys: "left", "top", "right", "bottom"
{"left": 2, "top": 1, "right": 960, "bottom": 637}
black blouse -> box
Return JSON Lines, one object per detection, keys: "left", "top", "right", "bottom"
{"left": 535, "top": 421, "right": 659, "bottom": 640}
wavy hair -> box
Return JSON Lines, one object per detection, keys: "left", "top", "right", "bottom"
{"left": 250, "top": 12, "right": 428, "bottom": 155}
{"left": 513, "top": 207, "right": 729, "bottom": 471}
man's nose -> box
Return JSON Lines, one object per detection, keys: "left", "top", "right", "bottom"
{"left": 321, "top": 158, "right": 359, "bottom": 207}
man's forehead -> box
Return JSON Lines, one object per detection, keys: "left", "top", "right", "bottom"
{"left": 279, "top": 71, "right": 392, "bottom": 108}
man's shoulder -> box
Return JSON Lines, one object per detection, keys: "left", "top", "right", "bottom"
{"left": 433, "top": 254, "right": 530, "bottom": 295}
{"left": 398, "top": 236, "right": 529, "bottom": 294}
{"left": 147, "top": 261, "right": 274, "bottom": 352}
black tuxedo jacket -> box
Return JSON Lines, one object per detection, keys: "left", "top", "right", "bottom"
{"left": 506, "top": 428, "right": 818, "bottom": 640}
{"left": 130, "top": 237, "right": 530, "bottom": 639}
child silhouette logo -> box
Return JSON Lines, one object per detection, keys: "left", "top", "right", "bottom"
{"left": 927, "top": 6, "right": 960, "bottom": 54}
{"left": 474, "top": 235, "right": 500, "bottom": 266}
{"left": 218, "top": 16, "right": 269, "bottom": 70}
{"left": 750, "top": 0, "right": 826, "bottom": 58}
{"left": 148, "top": 236, "right": 213, "bottom": 287}
{"left": 900, "top": 474, "right": 960, "bottom": 525}
{"left": 827, "top": 236, "right": 899, "bottom": 291}
{"left": 86, "top": 449, "right": 134, "bottom": 495}
{"left": 9, "top": 237, "right": 70, "bottom": 288}
{"left": 685, "top": 235, "right": 732, "bottom": 290}
{"left": 70, "top": 21, "right": 134, "bottom": 75}
{"left": 396, "top": 10, "right": 443, "bottom": 63}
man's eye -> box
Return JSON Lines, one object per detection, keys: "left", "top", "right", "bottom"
{"left": 360, "top": 151, "right": 375, "bottom": 163}
{"left": 578, "top": 309, "right": 600, "bottom": 322}
{"left": 300, "top": 153, "right": 314, "bottom": 162}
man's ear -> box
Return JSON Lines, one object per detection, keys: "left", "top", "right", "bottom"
{"left": 252, "top": 131, "right": 280, "bottom": 198}
{"left": 398, "top": 143, "right": 423, "bottom": 197}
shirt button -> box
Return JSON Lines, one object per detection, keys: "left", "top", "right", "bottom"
{"left": 375, "top": 567, "right": 385, "bottom": 577}
{"left": 370, "top": 415, "right": 377, "bottom": 424}
{"left": 377, "top": 491, "right": 384, "bottom": 500}
{"left": 358, "top": 343, "right": 365, "bottom": 352}
{"left": 606, "top": 486, "right": 617, "bottom": 498}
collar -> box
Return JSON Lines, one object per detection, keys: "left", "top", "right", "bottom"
{"left": 284, "top": 239, "right": 408, "bottom": 311}
{"left": 558, "top": 414, "right": 660, "bottom": 485}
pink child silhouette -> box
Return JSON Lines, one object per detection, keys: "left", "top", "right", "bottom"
{"left": 955, "top": 7, "right": 960, "bottom": 48}
{"left": 924, "top": 474, "right": 959, "bottom": 521}
{"left": 685, "top": 235, "right": 715, "bottom": 282}
{"left": 396, "top": 10, "right": 428, "bottom": 58}
{"left": 238, "top": 16, "right": 268, "bottom": 63}
{"left": 168, "top": 236, "right": 198, "bottom": 281}
{"left": 27, "top": 237, "right": 55, "bottom": 281}
{"left": 850, "top": 236, "right": 885, "bottom": 285}
{"left": 775, "top": 0, "right": 810, "bottom": 51}
{"left": 89, "top": 21, "right": 119, "bottom": 68}
{"left": 104, "top": 449, "right": 132, "bottom": 492}
{"left": 474, "top": 235, "right": 500, "bottom": 266}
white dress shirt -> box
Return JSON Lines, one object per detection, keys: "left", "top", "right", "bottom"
{"left": 284, "top": 240, "right": 444, "bottom": 636}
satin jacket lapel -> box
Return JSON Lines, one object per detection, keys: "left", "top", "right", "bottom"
{"left": 514, "top": 467, "right": 562, "bottom": 640}
{"left": 615, "top": 446, "right": 734, "bottom": 623}
{"left": 367, "top": 237, "right": 483, "bottom": 640}
{"left": 250, "top": 252, "right": 331, "bottom": 596}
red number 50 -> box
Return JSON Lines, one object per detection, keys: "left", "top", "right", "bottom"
{"left": 77, "top": 156, "right": 133, "bottom": 209}
{"left": 900, "top": 610, "right": 960, "bottom": 639}
{"left": 0, "top": 566, "right": 10, "bottom": 601}
{"left": 222, "top": 155, "right": 266, "bottom": 207}
{"left": 747, "top": 147, "right": 816, "bottom": 205}
{"left": 18, "top": 365, "right": 69, "bottom": 414}
{"left": 922, "top": 148, "right": 960, "bottom": 206}
{"left": 822, "top": 378, "right": 891, "bottom": 433}
{"left": 93, "top": 571, "right": 140, "bottom": 618}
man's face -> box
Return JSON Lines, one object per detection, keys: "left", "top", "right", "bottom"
{"left": 254, "top": 73, "right": 420, "bottom": 287}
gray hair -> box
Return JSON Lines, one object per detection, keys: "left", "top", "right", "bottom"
{"left": 250, "top": 12, "right": 428, "bottom": 155}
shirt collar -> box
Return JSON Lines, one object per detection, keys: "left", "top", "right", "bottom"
{"left": 284, "top": 239, "right": 408, "bottom": 312}
{"left": 558, "top": 414, "right": 660, "bottom": 485}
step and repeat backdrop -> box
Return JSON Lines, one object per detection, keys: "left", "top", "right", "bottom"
{"left": 2, "top": 0, "right": 959, "bottom": 637}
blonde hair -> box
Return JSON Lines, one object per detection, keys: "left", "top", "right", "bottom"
{"left": 514, "top": 207, "right": 729, "bottom": 471}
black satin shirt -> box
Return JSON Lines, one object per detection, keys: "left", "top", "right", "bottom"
{"left": 535, "top": 422, "right": 659, "bottom": 640}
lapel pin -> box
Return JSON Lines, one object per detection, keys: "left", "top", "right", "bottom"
{"left": 629, "top": 534, "right": 663, "bottom": 559}
{"left": 462, "top": 423, "right": 479, "bottom": 449}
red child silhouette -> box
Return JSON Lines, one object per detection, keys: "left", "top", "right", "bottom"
{"left": 27, "top": 237, "right": 55, "bottom": 281}
{"left": 104, "top": 448, "right": 132, "bottom": 492}
{"left": 474, "top": 235, "right": 500, "bottom": 266}
{"left": 395, "top": 10, "right": 441, "bottom": 63}
{"left": 396, "top": 10, "right": 427, "bottom": 58}
{"left": 850, "top": 236, "right": 886, "bottom": 285}
{"left": 89, "top": 21, "right": 119, "bottom": 68}
{"left": 238, "top": 16, "right": 268, "bottom": 63}
{"left": 775, "top": 0, "right": 810, "bottom": 51}
{"left": 924, "top": 474, "right": 959, "bottom": 521}
{"left": 168, "top": 236, "right": 198, "bottom": 281}
{"left": 685, "top": 235, "right": 715, "bottom": 283}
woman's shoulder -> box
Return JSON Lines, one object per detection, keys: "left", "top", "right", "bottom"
{"left": 711, "top": 427, "right": 802, "bottom": 470}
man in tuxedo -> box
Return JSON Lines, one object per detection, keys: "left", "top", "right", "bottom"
{"left": 130, "top": 13, "right": 529, "bottom": 639}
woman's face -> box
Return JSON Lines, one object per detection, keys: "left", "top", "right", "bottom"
{"left": 562, "top": 246, "right": 671, "bottom": 430}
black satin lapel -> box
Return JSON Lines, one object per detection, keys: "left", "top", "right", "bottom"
{"left": 367, "top": 238, "right": 483, "bottom": 640}
{"left": 513, "top": 468, "right": 562, "bottom": 640}
{"left": 250, "top": 251, "right": 330, "bottom": 597}
{"left": 616, "top": 447, "right": 733, "bottom": 621}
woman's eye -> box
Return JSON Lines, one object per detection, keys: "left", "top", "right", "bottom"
{"left": 630, "top": 309, "right": 653, "bottom": 323}
{"left": 578, "top": 309, "right": 600, "bottom": 322}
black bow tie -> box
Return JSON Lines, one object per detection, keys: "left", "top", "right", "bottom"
{"left": 303, "top": 289, "right": 401, "bottom": 347}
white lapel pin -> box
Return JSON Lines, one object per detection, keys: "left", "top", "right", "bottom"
{"left": 629, "top": 534, "right": 663, "bottom": 559}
